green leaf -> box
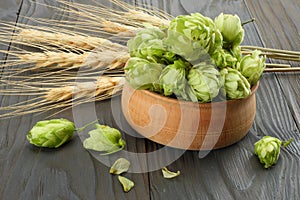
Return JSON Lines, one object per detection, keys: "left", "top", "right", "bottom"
{"left": 118, "top": 176, "right": 134, "bottom": 192}
{"left": 110, "top": 158, "right": 131, "bottom": 175}
{"left": 162, "top": 167, "right": 180, "bottom": 179}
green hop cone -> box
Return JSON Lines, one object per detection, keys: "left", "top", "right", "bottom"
{"left": 188, "top": 62, "right": 222, "bottom": 102}
{"left": 27, "top": 118, "right": 75, "bottom": 148}
{"left": 214, "top": 13, "right": 245, "bottom": 49}
{"left": 254, "top": 136, "right": 293, "bottom": 168}
{"left": 127, "top": 26, "right": 176, "bottom": 64}
{"left": 239, "top": 50, "right": 266, "bottom": 86}
{"left": 165, "top": 13, "right": 223, "bottom": 63}
{"left": 159, "top": 59, "right": 197, "bottom": 101}
{"left": 211, "top": 47, "right": 239, "bottom": 69}
{"left": 125, "top": 57, "right": 164, "bottom": 91}
{"left": 220, "top": 67, "right": 251, "bottom": 99}
{"left": 83, "top": 124, "right": 126, "bottom": 155}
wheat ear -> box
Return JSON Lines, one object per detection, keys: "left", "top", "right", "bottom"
{"left": 16, "top": 28, "right": 112, "bottom": 50}
{"left": 44, "top": 76, "right": 124, "bottom": 102}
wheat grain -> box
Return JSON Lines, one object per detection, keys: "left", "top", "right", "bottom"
{"left": 17, "top": 51, "right": 87, "bottom": 69}
{"left": 17, "top": 29, "right": 112, "bottom": 50}
{"left": 44, "top": 76, "right": 124, "bottom": 102}
{"left": 123, "top": 10, "right": 170, "bottom": 27}
{"left": 14, "top": 48, "right": 129, "bottom": 71}
{"left": 100, "top": 20, "right": 138, "bottom": 36}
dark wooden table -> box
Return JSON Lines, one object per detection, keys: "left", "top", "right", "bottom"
{"left": 1, "top": 0, "right": 299, "bottom": 199}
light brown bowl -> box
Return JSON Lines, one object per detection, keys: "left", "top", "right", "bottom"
{"left": 121, "top": 82, "right": 259, "bottom": 150}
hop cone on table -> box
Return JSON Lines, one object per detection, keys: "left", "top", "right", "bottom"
{"left": 220, "top": 67, "right": 251, "bottom": 99}
{"left": 254, "top": 136, "right": 293, "bottom": 168}
{"left": 165, "top": 13, "right": 223, "bottom": 63}
{"left": 188, "top": 62, "right": 222, "bottom": 102}
{"left": 214, "top": 13, "right": 245, "bottom": 49}
{"left": 239, "top": 50, "right": 266, "bottom": 86}
{"left": 125, "top": 57, "right": 163, "bottom": 91}
{"left": 26, "top": 119, "right": 75, "bottom": 148}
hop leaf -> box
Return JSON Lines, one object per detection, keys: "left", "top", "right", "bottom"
{"left": 220, "top": 68, "right": 251, "bottom": 99}
{"left": 188, "top": 62, "right": 222, "bottom": 102}
{"left": 214, "top": 13, "right": 245, "bottom": 49}
{"left": 125, "top": 57, "right": 163, "bottom": 91}
{"left": 83, "top": 124, "right": 126, "bottom": 155}
{"left": 26, "top": 118, "right": 75, "bottom": 148}
{"left": 254, "top": 136, "right": 293, "bottom": 168}
{"left": 239, "top": 50, "right": 266, "bottom": 86}
{"left": 165, "top": 13, "right": 223, "bottom": 63}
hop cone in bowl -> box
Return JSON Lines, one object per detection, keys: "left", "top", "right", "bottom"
{"left": 214, "top": 13, "right": 244, "bottom": 49}
{"left": 188, "top": 62, "right": 222, "bottom": 102}
{"left": 159, "top": 59, "right": 197, "bottom": 101}
{"left": 125, "top": 57, "right": 163, "bottom": 91}
{"left": 26, "top": 118, "right": 75, "bottom": 148}
{"left": 127, "top": 26, "right": 176, "bottom": 64}
{"left": 211, "top": 47, "right": 240, "bottom": 69}
{"left": 239, "top": 50, "right": 266, "bottom": 86}
{"left": 165, "top": 13, "right": 223, "bottom": 63}
{"left": 220, "top": 67, "right": 251, "bottom": 99}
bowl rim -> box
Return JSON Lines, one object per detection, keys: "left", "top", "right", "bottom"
{"left": 124, "top": 81, "right": 259, "bottom": 108}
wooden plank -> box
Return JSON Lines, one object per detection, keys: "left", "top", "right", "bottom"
{"left": 144, "top": 0, "right": 300, "bottom": 199}
{"left": 0, "top": 0, "right": 23, "bottom": 70}
{"left": 245, "top": 0, "right": 300, "bottom": 129}
{"left": 0, "top": 0, "right": 149, "bottom": 199}
{"left": 0, "top": 0, "right": 299, "bottom": 199}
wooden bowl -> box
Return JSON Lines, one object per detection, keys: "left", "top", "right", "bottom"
{"left": 121, "top": 82, "right": 259, "bottom": 150}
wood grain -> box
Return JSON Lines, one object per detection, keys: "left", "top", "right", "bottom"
{"left": 0, "top": 0, "right": 299, "bottom": 199}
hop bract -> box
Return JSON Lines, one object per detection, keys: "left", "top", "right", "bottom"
{"left": 27, "top": 118, "right": 75, "bottom": 148}
{"left": 254, "top": 136, "right": 282, "bottom": 168}
{"left": 239, "top": 50, "right": 266, "bottom": 86}
{"left": 83, "top": 124, "right": 126, "bottom": 155}
{"left": 165, "top": 13, "right": 223, "bottom": 63}
{"left": 188, "top": 62, "right": 222, "bottom": 102}
{"left": 125, "top": 57, "right": 163, "bottom": 91}
{"left": 214, "top": 13, "right": 244, "bottom": 49}
{"left": 220, "top": 68, "right": 251, "bottom": 99}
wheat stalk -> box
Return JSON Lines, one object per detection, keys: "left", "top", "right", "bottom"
{"left": 241, "top": 46, "right": 300, "bottom": 62}
{"left": 0, "top": 76, "right": 124, "bottom": 118}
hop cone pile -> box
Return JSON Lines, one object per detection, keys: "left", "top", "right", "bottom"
{"left": 125, "top": 12, "right": 266, "bottom": 102}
